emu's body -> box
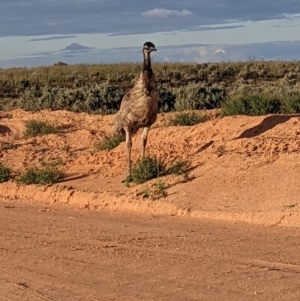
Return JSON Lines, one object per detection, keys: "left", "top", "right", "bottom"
{"left": 112, "top": 42, "right": 158, "bottom": 181}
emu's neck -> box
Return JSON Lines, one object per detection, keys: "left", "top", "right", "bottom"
{"left": 143, "top": 51, "right": 152, "bottom": 72}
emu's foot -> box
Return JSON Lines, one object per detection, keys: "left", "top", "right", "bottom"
{"left": 121, "top": 174, "right": 133, "bottom": 184}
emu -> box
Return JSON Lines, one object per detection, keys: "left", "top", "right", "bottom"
{"left": 112, "top": 41, "right": 159, "bottom": 182}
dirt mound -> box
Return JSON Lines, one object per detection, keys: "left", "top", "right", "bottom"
{"left": 1, "top": 109, "right": 300, "bottom": 227}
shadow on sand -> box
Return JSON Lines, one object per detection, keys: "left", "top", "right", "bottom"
{"left": 236, "top": 115, "right": 300, "bottom": 139}
{"left": 0, "top": 125, "right": 12, "bottom": 135}
{"left": 191, "top": 140, "right": 214, "bottom": 156}
{"left": 60, "top": 173, "right": 90, "bottom": 183}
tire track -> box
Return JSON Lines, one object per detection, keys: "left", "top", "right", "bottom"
{"left": 0, "top": 269, "right": 54, "bottom": 301}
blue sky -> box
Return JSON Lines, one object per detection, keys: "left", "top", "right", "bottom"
{"left": 0, "top": 0, "right": 300, "bottom": 68}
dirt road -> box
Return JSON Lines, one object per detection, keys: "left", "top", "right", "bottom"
{"left": 0, "top": 200, "right": 299, "bottom": 301}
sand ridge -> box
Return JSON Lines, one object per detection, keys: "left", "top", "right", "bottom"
{"left": 1, "top": 109, "right": 300, "bottom": 227}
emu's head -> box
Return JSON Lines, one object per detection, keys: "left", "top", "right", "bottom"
{"left": 143, "top": 41, "right": 157, "bottom": 53}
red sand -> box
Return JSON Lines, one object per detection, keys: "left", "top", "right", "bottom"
{"left": 1, "top": 109, "right": 300, "bottom": 228}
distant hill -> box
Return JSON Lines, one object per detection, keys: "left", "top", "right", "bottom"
{"left": 64, "top": 43, "right": 92, "bottom": 51}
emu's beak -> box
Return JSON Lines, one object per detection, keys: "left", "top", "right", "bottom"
{"left": 152, "top": 47, "right": 157, "bottom": 51}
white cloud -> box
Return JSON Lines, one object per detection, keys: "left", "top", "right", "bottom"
{"left": 141, "top": 8, "right": 193, "bottom": 18}
{"left": 171, "top": 46, "right": 212, "bottom": 63}
{"left": 214, "top": 48, "right": 226, "bottom": 55}
{"left": 281, "top": 13, "right": 300, "bottom": 19}
{"left": 167, "top": 46, "right": 229, "bottom": 63}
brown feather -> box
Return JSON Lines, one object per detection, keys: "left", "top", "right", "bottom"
{"left": 112, "top": 69, "right": 159, "bottom": 136}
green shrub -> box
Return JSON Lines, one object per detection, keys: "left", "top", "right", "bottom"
{"left": 24, "top": 120, "right": 60, "bottom": 137}
{"left": 174, "top": 84, "right": 226, "bottom": 111}
{"left": 174, "top": 84, "right": 200, "bottom": 111}
{"left": 131, "top": 156, "right": 191, "bottom": 184}
{"left": 158, "top": 89, "right": 176, "bottom": 112}
{"left": 281, "top": 93, "right": 300, "bottom": 113}
{"left": 18, "top": 84, "right": 125, "bottom": 114}
{"left": 222, "top": 93, "right": 282, "bottom": 116}
{"left": 0, "top": 164, "right": 11, "bottom": 183}
{"left": 95, "top": 134, "right": 125, "bottom": 151}
{"left": 19, "top": 86, "right": 65, "bottom": 111}
{"left": 167, "top": 112, "right": 208, "bottom": 126}
{"left": 131, "top": 156, "right": 165, "bottom": 184}
{"left": 84, "top": 84, "right": 124, "bottom": 114}
{"left": 18, "top": 166, "right": 64, "bottom": 185}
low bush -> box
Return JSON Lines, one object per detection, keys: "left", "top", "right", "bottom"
{"left": 24, "top": 120, "right": 60, "bottom": 137}
{"left": 131, "top": 156, "right": 191, "bottom": 184}
{"left": 167, "top": 112, "right": 208, "bottom": 126}
{"left": 95, "top": 134, "right": 125, "bottom": 151}
{"left": 0, "top": 164, "right": 11, "bottom": 183}
{"left": 18, "top": 166, "right": 64, "bottom": 185}
{"left": 222, "top": 93, "right": 282, "bottom": 116}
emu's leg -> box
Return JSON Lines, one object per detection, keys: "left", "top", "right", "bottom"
{"left": 141, "top": 127, "right": 150, "bottom": 158}
{"left": 122, "top": 127, "right": 133, "bottom": 183}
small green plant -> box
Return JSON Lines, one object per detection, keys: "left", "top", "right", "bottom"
{"left": 62, "top": 144, "right": 71, "bottom": 153}
{"left": 2, "top": 142, "right": 18, "bottom": 150}
{"left": 156, "top": 180, "right": 168, "bottom": 198}
{"left": 41, "top": 159, "right": 64, "bottom": 168}
{"left": 141, "top": 187, "right": 151, "bottom": 198}
{"left": 95, "top": 134, "right": 125, "bottom": 151}
{"left": 131, "top": 156, "right": 166, "bottom": 184}
{"left": 0, "top": 164, "right": 11, "bottom": 183}
{"left": 131, "top": 156, "right": 191, "bottom": 184}
{"left": 167, "top": 112, "right": 208, "bottom": 126}
{"left": 23, "top": 119, "right": 60, "bottom": 137}
{"left": 216, "top": 145, "right": 225, "bottom": 156}
{"left": 141, "top": 180, "right": 168, "bottom": 200}
{"left": 18, "top": 166, "right": 64, "bottom": 185}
